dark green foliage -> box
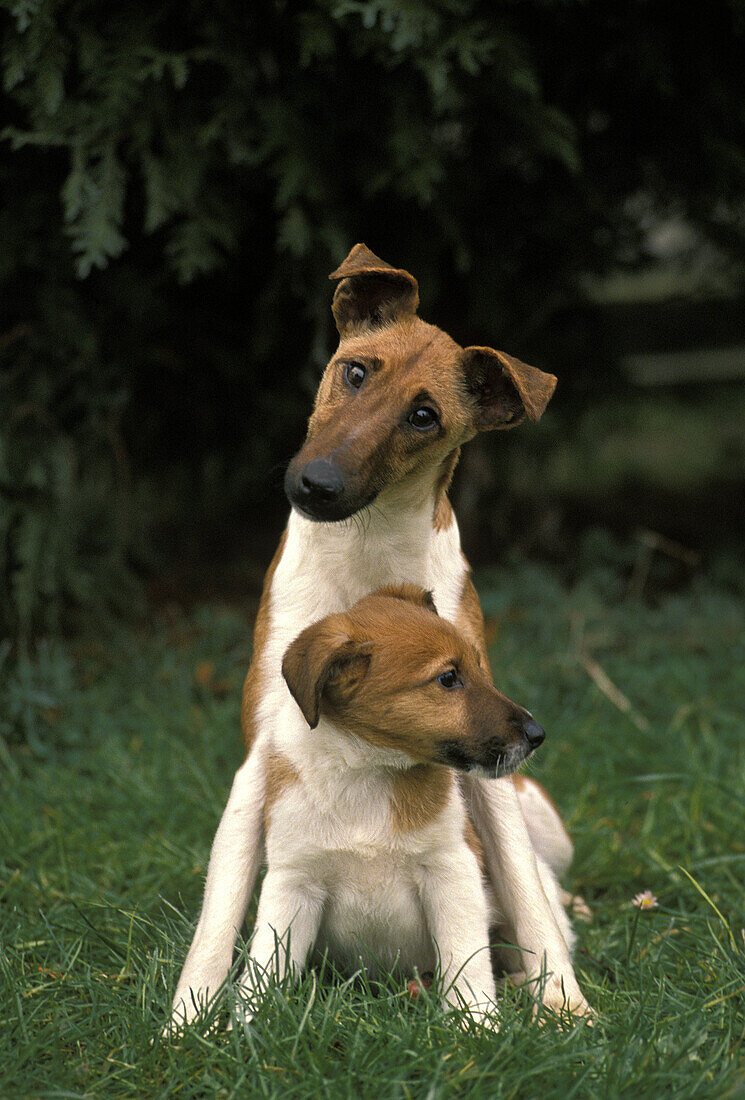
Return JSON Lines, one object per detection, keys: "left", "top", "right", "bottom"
{"left": 2, "top": 0, "right": 745, "bottom": 645}
{"left": 1, "top": 567, "right": 744, "bottom": 1096}
{"left": 0, "top": 310, "right": 142, "bottom": 655}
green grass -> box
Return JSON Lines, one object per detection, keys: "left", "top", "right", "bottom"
{"left": 2, "top": 563, "right": 745, "bottom": 1099}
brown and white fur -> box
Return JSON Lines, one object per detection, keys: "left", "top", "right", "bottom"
{"left": 233, "top": 584, "right": 570, "bottom": 1021}
{"left": 169, "top": 243, "right": 591, "bottom": 1029}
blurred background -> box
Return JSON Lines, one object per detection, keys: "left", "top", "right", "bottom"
{"left": 2, "top": 0, "right": 745, "bottom": 651}
{"left": 4, "top": 7, "right": 745, "bottom": 1083}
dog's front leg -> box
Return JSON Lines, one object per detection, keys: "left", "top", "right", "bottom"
{"left": 168, "top": 748, "right": 266, "bottom": 1030}
{"left": 234, "top": 868, "right": 325, "bottom": 1021}
{"left": 463, "top": 775, "right": 592, "bottom": 1019}
{"left": 419, "top": 851, "right": 497, "bottom": 1024}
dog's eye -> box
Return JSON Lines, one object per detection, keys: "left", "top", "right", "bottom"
{"left": 344, "top": 362, "right": 366, "bottom": 389}
{"left": 409, "top": 406, "right": 438, "bottom": 431}
{"left": 437, "top": 669, "right": 460, "bottom": 690}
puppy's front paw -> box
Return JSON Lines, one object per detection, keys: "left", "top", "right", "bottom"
{"left": 227, "top": 995, "right": 256, "bottom": 1032}
{"left": 447, "top": 1001, "right": 501, "bottom": 1030}
{"left": 444, "top": 988, "right": 501, "bottom": 1029}
{"left": 538, "top": 977, "right": 595, "bottom": 1025}
{"left": 161, "top": 1001, "right": 193, "bottom": 1040}
{"left": 162, "top": 986, "right": 222, "bottom": 1039}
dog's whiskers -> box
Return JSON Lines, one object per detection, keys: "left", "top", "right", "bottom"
{"left": 370, "top": 502, "right": 390, "bottom": 528}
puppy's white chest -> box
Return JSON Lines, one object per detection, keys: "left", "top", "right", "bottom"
{"left": 313, "top": 849, "right": 435, "bottom": 977}
{"left": 267, "top": 779, "right": 440, "bottom": 977}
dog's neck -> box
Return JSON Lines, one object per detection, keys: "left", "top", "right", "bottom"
{"left": 292, "top": 719, "right": 452, "bottom": 837}
{"left": 272, "top": 455, "right": 466, "bottom": 664}
{"left": 290, "top": 458, "right": 452, "bottom": 558}
{"left": 292, "top": 453, "right": 455, "bottom": 554}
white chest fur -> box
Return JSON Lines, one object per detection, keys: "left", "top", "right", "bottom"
{"left": 265, "top": 753, "right": 467, "bottom": 977}
{"left": 256, "top": 494, "right": 467, "bottom": 761}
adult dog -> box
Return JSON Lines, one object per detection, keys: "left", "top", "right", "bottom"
{"left": 169, "top": 244, "right": 591, "bottom": 1028}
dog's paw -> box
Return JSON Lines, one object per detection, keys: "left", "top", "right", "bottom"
{"left": 501, "top": 969, "right": 528, "bottom": 990}
{"left": 161, "top": 1002, "right": 192, "bottom": 1041}
{"left": 226, "top": 1005, "right": 255, "bottom": 1032}
{"left": 227, "top": 982, "right": 260, "bottom": 1032}
{"left": 162, "top": 988, "right": 225, "bottom": 1039}
{"left": 443, "top": 988, "right": 501, "bottom": 1029}
{"left": 571, "top": 895, "right": 593, "bottom": 923}
{"left": 448, "top": 1001, "right": 501, "bottom": 1030}
{"left": 538, "top": 977, "right": 595, "bottom": 1025}
{"left": 560, "top": 890, "right": 593, "bottom": 923}
{"left": 504, "top": 971, "right": 595, "bottom": 1026}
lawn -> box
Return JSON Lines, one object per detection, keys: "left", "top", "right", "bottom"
{"left": 2, "top": 557, "right": 744, "bottom": 1099}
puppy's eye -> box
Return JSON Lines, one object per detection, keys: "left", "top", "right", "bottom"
{"left": 437, "top": 669, "right": 460, "bottom": 690}
{"left": 344, "top": 362, "right": 366, "bottom": 389}
{"left": 408, "top": 406, "right": 438, "bottom": 431}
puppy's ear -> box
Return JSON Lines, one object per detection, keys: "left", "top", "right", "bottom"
{"left": 282, "top": 619, "right": 373, "bottom": 729}
{"left": 329, "top": 243, "right": 419, "bottom": 337}
{"left": 376, "top": 583, "right": 438, "bottom": 616}
{"left": 461, "top": 346, "right": 557, "bottom": 429}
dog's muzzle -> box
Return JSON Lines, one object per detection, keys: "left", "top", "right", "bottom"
{"left": 285, "top": 458, "right": 373, "bottom": 522}
{"left": 437, "top": 717, "right": 545, "bottom": 778}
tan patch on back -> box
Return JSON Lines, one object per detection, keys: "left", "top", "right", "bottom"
{"left": 454, "top": 568, "right": 489, "bottom": 656}
{"left": 390, "top": 764, "right": 452, "bottom": 833}
{"left": 432, "top": 449, "right": 459, "bottom": 532}
{"left": 241, "top": 527, "right": 287, "bottom": 753}
{"left": 463, "top": 812, "right": 486, "bottom": 875}
{"left": 513, "top": 775, "right": 570, "bottom": 839}
{"left": 263, "top": 747, "right": 299, "bottom": 829}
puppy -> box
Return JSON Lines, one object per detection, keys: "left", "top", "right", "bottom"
{"left": 233, "top": 584, "right": 574, "bottom": 1022}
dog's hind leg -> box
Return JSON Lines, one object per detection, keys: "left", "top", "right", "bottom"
{"left": 463, "top": 774, "right": 592, "bottom": 1019}
{"left": 513, "top": 775, "right": 573, "bottom": 878}
{"left": 168, "top": 747, "right": 266, "bottom": 1031}
{"left": 514, "top": 776, "right": 592, "bottom": 922}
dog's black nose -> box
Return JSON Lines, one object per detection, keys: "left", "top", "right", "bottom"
{"left": 522, "top": 718, "right": 545, "bottom": 749}
{"left": 299, "top": 459, "right": 344, "bottom": 502}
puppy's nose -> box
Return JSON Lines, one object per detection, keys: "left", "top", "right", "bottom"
{"left": 522, "top": 718, "right": 545, "bottom": 749}
{"left": 299, "top": 459, "right": 344, "bottom": 502}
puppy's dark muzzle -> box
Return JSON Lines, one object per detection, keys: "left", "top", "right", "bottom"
{"left": 437, "top": 715, "right": 546, "bottom": 777}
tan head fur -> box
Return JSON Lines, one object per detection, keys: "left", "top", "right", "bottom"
{"left": 281, "top": 584, "right": 545, "bottom": 778}
{"left": 285, "top": 244, "right": 557, "bottom": 522}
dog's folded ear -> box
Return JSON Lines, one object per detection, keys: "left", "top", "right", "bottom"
{"left": 282, "top": 618, "right": 373, "bottom": 729}
{"left": 461, "top": 346, "right": 557, "bottom": 429}
{"left": 329, "top": 243, "right": 419, "bottom": 337}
